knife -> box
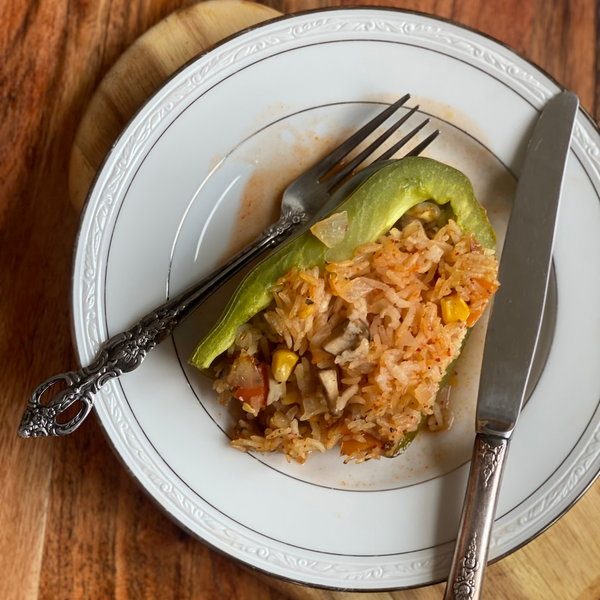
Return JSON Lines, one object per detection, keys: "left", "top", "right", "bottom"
{"left": 443, "top": 91, "right": 579, "bottom": 600}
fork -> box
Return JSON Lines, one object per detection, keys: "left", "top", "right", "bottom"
{"left": 18, "top": 95, "right": 440, "bottom": 438}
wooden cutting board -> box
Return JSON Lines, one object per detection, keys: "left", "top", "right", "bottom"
{"left": 68, "top": 0, "right": 281, "bottom": 210}
{"left": 66, "top": 2, "right": 600, "bottom": 600}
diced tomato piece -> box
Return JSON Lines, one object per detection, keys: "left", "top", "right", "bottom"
{"left": 466, "top": 307, "right": 484, "bottom": 327}
{"left": 473, "top": 277, "right": 496, "bottom": 293}
{"left": 233, "top": 363, "right": 269, "bottom": 412}
{"left": 259, "top": 363, "right": 269, "bottom": 389}
{"left": 234, "top": 386, "right": 264, "bottom": 404}
{"left": 340, "top": 434, "right": 380, "bottom": 456}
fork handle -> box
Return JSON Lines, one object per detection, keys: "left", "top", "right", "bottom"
{"left": 19, "top": 307, "right": 181, "bottom": 437}
{"left": 19, "top": 209, "right": 305, "bottom": 438}
{"left": 443, "top": 434, "right": 509, "bottom": 600}
{"left": 173, "top": 207, "right": 305, "bottom": 323}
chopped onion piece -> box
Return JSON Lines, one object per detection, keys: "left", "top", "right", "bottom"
{"left": 339, "top": 277, "right": 377, "bottom": 302}
{"left": 300, "top": 392, "right": 328, "bottom": 420}
{"left": 227, "top": 353, "right": 263, "bottom": 389}
{"left": 310, "top": 211, "right": 349, "bottom": 248}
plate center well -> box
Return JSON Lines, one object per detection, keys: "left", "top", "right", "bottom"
{"left": 168, "top": 100, "right": 548, "bottom": 491}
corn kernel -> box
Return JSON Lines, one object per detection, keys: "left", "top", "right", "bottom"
{"left": 298, "top": 300, "right": 314, "bottom": 319}
{"left": 441, "top": 294, "right": 471, "bottom": 324}
{"left": 282, "top": 387, "right": 299, "bottom": 405}
{"left": 241, "top": 402, "right": 256, "bottom": 415}
{"left": 272, "top": 350, "right": 299, "bottom": 383}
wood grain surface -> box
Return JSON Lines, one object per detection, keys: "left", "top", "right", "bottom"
{"left": 1, "top": 1, "right": 600, "bottom": 599}
{"left": 68, "top": 0, "right": 281, "bottom": 210}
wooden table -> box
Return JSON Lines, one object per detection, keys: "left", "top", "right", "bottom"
{"left": 2, "top": 1, "right": 600, "bottom": 599}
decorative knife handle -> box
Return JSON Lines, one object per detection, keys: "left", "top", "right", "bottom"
{"left": 443, "top": 433, "right": 509, "bottom": 600}
{"left": 18, "top": 307, "right": 181, "bottom": 438}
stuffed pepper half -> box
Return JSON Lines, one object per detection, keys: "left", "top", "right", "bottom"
{"left": 190, "top": 157, "right": 499, "bottom": 464}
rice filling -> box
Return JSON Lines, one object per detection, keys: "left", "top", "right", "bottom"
{"left": 212, "top": 210, "right": 499, "bottom": 464}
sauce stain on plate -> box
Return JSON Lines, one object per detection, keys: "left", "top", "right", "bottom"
{"left": 220, "top": 102, "right": 460, "bottom": 262}
{"left": 221, "top": 121, "right": 354, "bottom": 262}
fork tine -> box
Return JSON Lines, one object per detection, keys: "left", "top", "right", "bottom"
{"left": 322, "top": 105, "right": 421, "bottom": 191}
{"left": 402, "top": 129, "right": 441, "bottom": 158}
{"left": 309, "top": 94, "right": 411, "bottom": 179}
{"left": 374, "top": 118, "right": 431, "bottom": 162}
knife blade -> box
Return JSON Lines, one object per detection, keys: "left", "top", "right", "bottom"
{"left": 444, "top": 90, "right": 579, "bottom": 600}
{"left": 477, "top": 90, "right": 579, "bottom": 438}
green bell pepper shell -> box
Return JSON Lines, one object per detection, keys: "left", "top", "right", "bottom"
{"left": 190, "top": 156, "right": 496, "bottom": 370}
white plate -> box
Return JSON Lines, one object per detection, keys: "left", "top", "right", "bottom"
{"left": 72, "top": 8, "right": 600, "bottom": 590}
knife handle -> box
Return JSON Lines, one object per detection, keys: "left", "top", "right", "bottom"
{"left": 443, "top": 433, "right": 509, "bottom": 600}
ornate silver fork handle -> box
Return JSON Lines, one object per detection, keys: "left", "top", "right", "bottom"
{"left": 20, "top": 95, "right": 439, "bottom": 438}
{"left": 18, "top": 210, "right": 303, "bottom": 438}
